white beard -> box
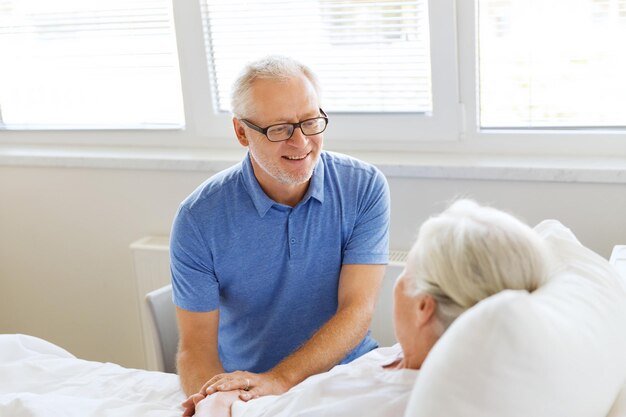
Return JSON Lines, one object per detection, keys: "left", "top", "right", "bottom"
{"left": 248, "top": 147, "right": 315, "bottom": 186}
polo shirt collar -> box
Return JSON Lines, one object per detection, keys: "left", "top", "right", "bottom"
{"left": 241, "top": 152, "right": 325, "bottom": 217}
{"left": 302, "top": 154, "right": 325, "bottom": 205}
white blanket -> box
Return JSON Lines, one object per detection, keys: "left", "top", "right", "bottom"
{"left": 0, "top": 334, "right": 415, "bottom": 417}
{"left": 0, "top": 334, "right": 185, "bottom": 417}
{"left": 230, "top": 344, "right": 417, "bottom": 417}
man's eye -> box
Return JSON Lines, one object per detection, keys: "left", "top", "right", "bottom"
{"left": 269, "top": 125, "right": 289, "bottom": 134}
{"left": 302, "top": 120, "right": 317, "bottom": 129}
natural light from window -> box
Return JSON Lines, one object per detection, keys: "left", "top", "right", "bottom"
{"left": 479, "top": 0, "right": 626, "bottom": 128}
{"left": 202, "top": 0, "right": 432, "bottom": 114}
{"left": 0, "top": 0, "right": 184, "bottom": 129}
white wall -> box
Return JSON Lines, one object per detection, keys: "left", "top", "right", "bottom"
{"left": 1, "top": 160, "right": 625, "bottom": 369}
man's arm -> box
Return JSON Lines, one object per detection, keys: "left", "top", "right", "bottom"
{"left": 176, "top": 307, "right": 224, "bottom": 396}
{"left": 204, "top": 263, "right": 385, "bottom": 399}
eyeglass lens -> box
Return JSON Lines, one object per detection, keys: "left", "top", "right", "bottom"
{"left": 267, "top": 117, "right": 327, "bottom": 141}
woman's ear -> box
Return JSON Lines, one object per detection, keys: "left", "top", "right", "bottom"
{"left": 416, "top": 294, "right": 438, "bottom": 326}
{"left": 233, "top": 118, "right": 249, "bottom": 147}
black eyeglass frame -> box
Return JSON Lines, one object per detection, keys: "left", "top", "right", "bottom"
{"left": 240, "top": 108, "right": 329, "bottom": 142}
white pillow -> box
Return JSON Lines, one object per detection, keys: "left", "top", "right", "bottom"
{"left": 606, "top": 383, "right": 626, "bottom": 417}
{"left": 405, "top": 220, "right": 626, "bottom": 417}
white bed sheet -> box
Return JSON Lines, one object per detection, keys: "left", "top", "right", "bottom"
{"left": 0, "top": 334, "right": 415, "bottom": 417}
{"left": 0, "top": 334, "right": 185, "bottom": 417}
{"left": 228, "top": 344, "right": 416, "bottom": 417}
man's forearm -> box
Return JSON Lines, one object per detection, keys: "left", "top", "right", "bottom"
{"left": 270, "top": 303, "right": 371, "bottom": 388}
{"left": 178, "top": 347, "right": 225, "bottom": 396}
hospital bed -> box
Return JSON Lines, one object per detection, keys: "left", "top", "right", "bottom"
{"left": 1, "top": 239, "right": 625, "bottom": 417}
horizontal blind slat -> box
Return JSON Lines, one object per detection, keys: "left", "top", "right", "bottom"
{"left": 202, "top": 0, "right": 432, "bottom": 113}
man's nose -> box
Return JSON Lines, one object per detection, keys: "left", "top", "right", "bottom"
{"left": 288, "top": 126, "right": 309, "bottom": 146}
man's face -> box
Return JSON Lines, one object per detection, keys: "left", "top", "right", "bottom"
{"left": 239, "top": 74, "right": 324, "bottom": 189}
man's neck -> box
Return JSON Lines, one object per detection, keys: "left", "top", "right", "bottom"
{"left": 249, "top": 160, "right": 310, "bottom": 207}
{"left": 262, "top": 181, "right": 309, "bottom": 207}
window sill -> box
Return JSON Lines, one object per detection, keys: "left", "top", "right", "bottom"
{"left": 1, "top": 144, "right": 625, "bottom": 184}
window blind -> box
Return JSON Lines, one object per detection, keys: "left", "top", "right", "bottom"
{"left": 201, "top": 0, "right": 432, "bottom": 113}
{"left": 478, "top": 0, "right": 626, "bottom": 128}
{"left": 0, "top": 0, "right": 184, "bottom": 129}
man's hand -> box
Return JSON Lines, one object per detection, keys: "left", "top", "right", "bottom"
{"left": 202, "top": 370, "right": 291, "bottom": 401}
{"left": 180, "top": 370, "right": 290, "bottom": 416}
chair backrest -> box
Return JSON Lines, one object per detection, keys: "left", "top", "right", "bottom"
{"left": 145, "top": 285, "right": 179, "bottom": 374}
{"left": 143, "top": 258, "right": 406, "bottom": 374}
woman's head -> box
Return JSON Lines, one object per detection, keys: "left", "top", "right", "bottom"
{"left": 393, "top": 199, "right": 553, "bottom": 368}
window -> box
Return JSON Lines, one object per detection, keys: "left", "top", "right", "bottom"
{"left": 201, "top": 0, "right": 432, "bottom": 113}
{"left": 2, "top": 0, "right": 622, "bottom": 156}
{"left": 478, "top": 0, "right": 626, "bottom": 129}
{"left": 0, "top": 0, "right": 184, "bottom": 129}
{"left": 198, "top": 0, "right": 460, "bottom": 144}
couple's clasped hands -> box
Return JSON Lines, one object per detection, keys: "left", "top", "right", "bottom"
{"left": 181, "top": 370, "right": 290, "bottom": 417}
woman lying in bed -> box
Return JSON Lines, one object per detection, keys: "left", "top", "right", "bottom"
{"left": 190, "top": 199, "right": 554, "bottom": 417}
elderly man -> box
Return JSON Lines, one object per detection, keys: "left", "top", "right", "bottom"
{"left": 170, "top": 55, "right": 390, "bottom": 415}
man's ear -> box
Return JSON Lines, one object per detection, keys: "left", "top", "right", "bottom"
{"left": 233, "top": 118, "right": 249, "bottom": 147}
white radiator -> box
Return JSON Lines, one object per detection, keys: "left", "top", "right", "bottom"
{"left": 372, "top": 250, "right": 408, "bottom": 347}
{"left": 130, "top": 236, "right": 171, "bottom": 371}
{"left": 130, "top": 237, "right": 408, "bottom": 371}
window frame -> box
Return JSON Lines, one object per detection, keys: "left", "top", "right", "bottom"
{"left": 455, "top": 0, "right": 626, "bottom": 157}
{"left": 0, "top": 0, "right": 624, "bottom": 159}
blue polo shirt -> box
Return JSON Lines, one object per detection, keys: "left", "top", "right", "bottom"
{"left": 170, "top": 151, "right": 389, "bottom": 373}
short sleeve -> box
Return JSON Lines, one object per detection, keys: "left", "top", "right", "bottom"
{"left": 342, "top": 167, "right": 390, "bottom": 265}
{"left": 170, "top": 205, "right": 220, "bottom": 312}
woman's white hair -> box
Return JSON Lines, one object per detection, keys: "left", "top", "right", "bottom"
{"left": 230, "top": 55, "right": 321, "bottom": 119}
{"left": 404, "top": 199, "right": 553, "bottom": 331}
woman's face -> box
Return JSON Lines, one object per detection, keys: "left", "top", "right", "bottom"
{"left": 392, "top": 273, "right": 419, "bottom": 355}
{"left": 392, "top": 272, "right": 439, "bottom": 369}
{"left": 393, "top": 273, "right": 419, "bottom": 352}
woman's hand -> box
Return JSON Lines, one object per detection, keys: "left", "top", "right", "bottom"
{"left": 181, "top": 369, "right": 290, "bottom": 416}
{"left": 193, "top": 391, "right": 242, "bottom": 417}
{"left": 181, "top": 392, "right": 206, "bottom": 417}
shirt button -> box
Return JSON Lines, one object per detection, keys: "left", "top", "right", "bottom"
{"left": 290, "top": 238, "right": 296, "bottom": 244}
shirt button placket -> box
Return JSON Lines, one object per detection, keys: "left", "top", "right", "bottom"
{"left": 287, "top": 211, "right": 297, "bottom": 259}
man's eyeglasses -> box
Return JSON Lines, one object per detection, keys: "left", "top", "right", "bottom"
{"left": 241, "top": 108, "right": 328, "bottom": 142}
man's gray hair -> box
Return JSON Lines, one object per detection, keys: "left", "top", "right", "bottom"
{"left": 230, "top": 55, "right": 321, "bottom": 119}
{"left": 404, "top": 199, "right": 553, "bottom": 332}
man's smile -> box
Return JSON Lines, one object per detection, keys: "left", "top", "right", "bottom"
{"left": 283, "top": 152, "right": 310, "bottom": 161}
